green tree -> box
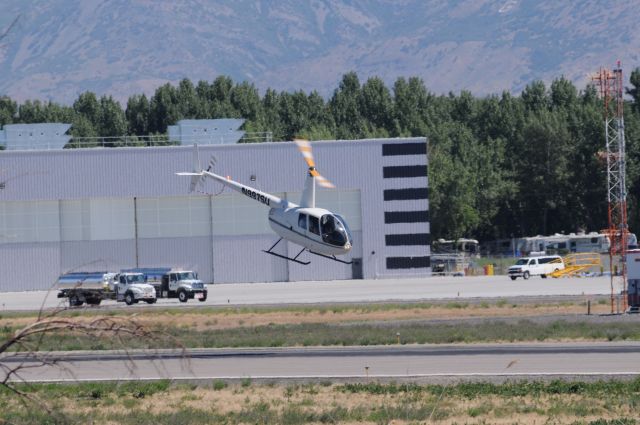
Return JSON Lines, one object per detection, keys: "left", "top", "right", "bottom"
{"left": 392, "top": 77, "right": 430, "bottom": 137}
{"left": 550, "top": 77, "right": 577, "bottom": 109}
{"left": 69, "top": 115, "right": 97, "bottom": 139}
{"left": 329, "top": 72, "right": 366, "bottom": 139}
{"left": 125, "top": 94, "right": 150, "bottom": 135}
{"left": 0, "top": 96, "right": 17, "bottom": 126}
{"left": 627, "top": 67, "right": 640, "bottom": 114}
{"left": 515, "top": 111, "right": 573, "bottom": 234}
{"left": 177, "top": 78, "right": 203, "bottom": 118}
{"left": 521, "top": 80, "right": 549, "bottom": 112}
{"left": 149, "top": 83, "right": 180, "bottom": 133}
{"left": 73, "top": 92, "right": 100, "bottom": 123}
{"left": 97, "top": 95, "right": 126, "bottom": 140}
{"left": 428, "top": 122, "right": 480, "bottom": 239}
{"left": 230, "top": 81, "right": 261, "bottom": 122}
{"left": 305, "top": 90, "right": 333, "bottom": 137}
{"left": 18, "top": 100, "right": 48, "bottom": 123}
{"left": 358, "top": 76, "right": 394, "bottom": 135}
{"left": 72, "top": 92, "right": 99, "bottom": 137}
{"left": 209, "top": 76, "right": 236, "bottom": 117}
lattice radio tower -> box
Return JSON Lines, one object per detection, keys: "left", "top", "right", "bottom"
{"left": 593, "top": 61, "right": 628, "bottom": 313}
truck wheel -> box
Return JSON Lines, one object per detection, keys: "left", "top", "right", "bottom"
{"left": 523, "top": 271, "right": 530, "bottom": 280}
{"left": 541, "top": 274, "right": 547, "bottom": 279}
{"left": 198, "top": 293, "right": 207, "bottom": 302}
{"left": 510, "top": 276, "right": 517, "bottom": 281}
{"left": 69, "top": 294, "right": 83, "bottom": 307}
{"left": 124, "top": 292, "right": 135, "bottom": 306}
{"left": 178, "top": 290, "right": 188, "bottom": 303}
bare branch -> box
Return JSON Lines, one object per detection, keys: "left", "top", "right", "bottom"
{"left": 0, "top": 258, "right": 186, "bottom": 415}
{"left": 0, "top": 15, "right": 20, "bottom": 45}
{"left": 0, "top": 306, "right": 183, "bottom": 413}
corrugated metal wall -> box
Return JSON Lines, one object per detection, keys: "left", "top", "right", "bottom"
{"left": 0, "top": 138, "right": 429, "bottom": 292}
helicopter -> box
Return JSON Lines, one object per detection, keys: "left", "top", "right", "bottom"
{"left": 177, "top": 139, "right": 353, "bottom": 265}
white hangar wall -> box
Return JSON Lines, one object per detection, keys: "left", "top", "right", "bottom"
{"left": 0, "top": 138, "right": 430, "bottom": 292}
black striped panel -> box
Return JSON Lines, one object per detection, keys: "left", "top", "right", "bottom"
{"left": 384, "top": 210, "right": 429, "bottom": 224}
{"left": 385, "top": 233, "right": 431, "bottom": 246}
{"left": 386, "top": 256, "right": 431, "bottom": 269}
{"left": 383, "top": 188, "right": 429, "bottom": 201}
{"left": 383, "top": 165, "right": 428, "bottom": 178}
{"left": 382, "top": 143, "right": 427, "bottom": 156}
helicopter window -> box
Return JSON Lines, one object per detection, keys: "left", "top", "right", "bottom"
{"left": 298, "top": 213, "right": 307, "bottom": 230}
{"left": 321, "top": 214, "right": 336, "bottom": 233}
{"left": 308, "top": 216, "right": 320, "bottom": 235}
{"left": 320, "top": 214, "right": 348, "bottom": 246}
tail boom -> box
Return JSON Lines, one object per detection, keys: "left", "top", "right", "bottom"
{"left": 203, "top": 170, "right": 288, "bottom": 209}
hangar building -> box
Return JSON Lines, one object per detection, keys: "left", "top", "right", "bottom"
{"left": 0, "top": 137, "right": 430, "bottom": 291}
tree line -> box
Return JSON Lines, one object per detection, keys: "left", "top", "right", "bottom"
{"left": 1, "top": 70, "right": 640, "bottom": 242}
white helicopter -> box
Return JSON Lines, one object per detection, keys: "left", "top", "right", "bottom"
{"left": 177, "top": 140, "right": 353, "bottom": 265}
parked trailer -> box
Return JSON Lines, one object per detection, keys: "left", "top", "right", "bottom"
{"left": 56, "top": 271, "right": 156, "bottom": 307}
{"left": 514, "top": 232, "right": 636, "bottom": 256}
{"left": 627, "top": 249, "right": 640, "bottom": 311}
{"left": 122, "top": 268, "right": 207, "bottom": 303}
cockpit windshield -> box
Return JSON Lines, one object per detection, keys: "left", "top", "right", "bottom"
{"left": 126, "top": 274, "right": 145, "bottom": 283}
{"left": 320, "top": 214, "right": 351, "bottom": 247}
{"left": 334, "top": 214, "right": 352, "bottom": 241}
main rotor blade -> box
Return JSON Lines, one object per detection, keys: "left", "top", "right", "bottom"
{"left": 294, "top": 138, "right": 315, "bottom": 168}
{"left": 315, "top": 174, "right": 335, "bottom": 188}
{"left": 294, "top": 138, "right": 334, "bottom": 188}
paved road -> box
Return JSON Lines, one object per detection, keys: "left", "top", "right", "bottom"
{"left": 0, "top": 275, "right": 619, "bottom": 311}
{"left": 5, "top": 342, "right": 640, "bottom": 383}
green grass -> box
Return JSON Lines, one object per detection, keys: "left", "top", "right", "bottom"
{"left": 2, "top": 380, "right": 171, "bottom": 399}
{"left": 338, "top": 379, "right": 640, "bottom": 398}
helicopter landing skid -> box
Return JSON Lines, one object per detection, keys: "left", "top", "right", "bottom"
{"left": 262, "top": 238, "right": 310, "bottom": 265}
{"left": 309, "top": 251, "right": 353, "bottom": 265}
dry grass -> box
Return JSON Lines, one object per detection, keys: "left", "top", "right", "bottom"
{"left": 2, "top": 381, "right": 638, "bottom": 424}
{"left": 0, "top": 300, "right": 609, "bottom": 332}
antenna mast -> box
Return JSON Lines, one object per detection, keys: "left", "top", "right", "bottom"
{"left": 593, "top": 61, "right": 628, "bottom": 313}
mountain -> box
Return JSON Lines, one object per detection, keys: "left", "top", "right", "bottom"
{"left": 0, "top": 0, "right": 639, "bottom": 104}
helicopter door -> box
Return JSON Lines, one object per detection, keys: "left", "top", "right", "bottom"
{"left": 298, "top": 213, "right": 307, "bottom": 231}
{"left": 308, "top": 215, "right": 320, "bottom": 238}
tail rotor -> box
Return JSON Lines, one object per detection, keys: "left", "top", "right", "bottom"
{"left": 206, "top": 155, "right": 217, "bottom": 173}
{"left": 186, "top": 145, "right": 216, "bottom": 192}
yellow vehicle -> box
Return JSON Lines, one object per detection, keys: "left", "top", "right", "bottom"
{"left": 548, "top": 253, "right": 601, "bottom": 278}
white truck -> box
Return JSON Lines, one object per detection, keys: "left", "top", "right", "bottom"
{"left": 508, "top": 255, "right": 565, "bottom": 280}
{"left": 56, "top": 271, "right": 157, "bottom": 306}
{"left": 122, "top": 268, "right": 208, "bottom": 303}
{"left": 160, "top": 270, "right": 207, "bottom": 302}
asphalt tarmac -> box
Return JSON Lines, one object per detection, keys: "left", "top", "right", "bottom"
{"left": 0, "top": 275, "right": 619, "bottom": 312}
{"left": 5, "top": 342, "right": 640, "bottom": 383}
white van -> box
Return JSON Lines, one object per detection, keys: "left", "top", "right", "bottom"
{"left": 508, "top": 255, "right": 565, "bottom": 280}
